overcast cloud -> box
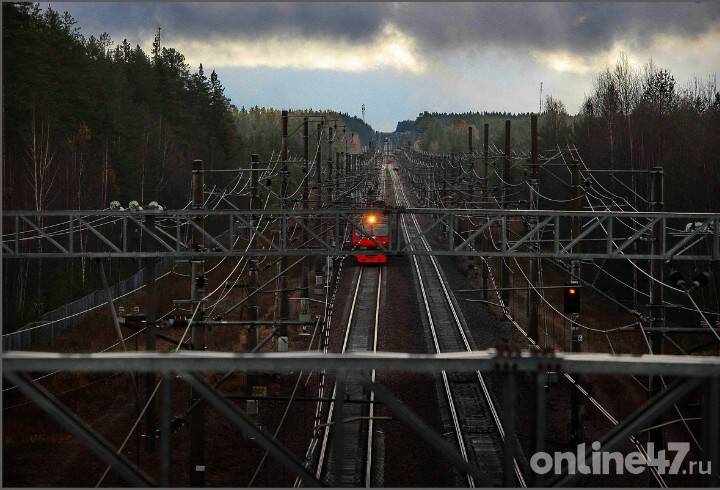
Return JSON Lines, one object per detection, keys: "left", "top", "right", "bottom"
{"left": 54, "top": 2, "right": 720, "bottom": 131}
{"left": 59, "top": 2, "right": 720, "bottom": 55}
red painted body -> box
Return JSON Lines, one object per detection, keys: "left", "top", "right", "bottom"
{"left": 351, "top": 212, "right": 389, "bottom": 264}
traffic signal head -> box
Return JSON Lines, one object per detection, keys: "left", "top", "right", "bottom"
{"left": 563, "top": 284, "right": 581, "bottom": 314}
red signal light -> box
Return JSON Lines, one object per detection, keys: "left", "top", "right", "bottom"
{"left": 563, "top": 285, "right": 581, "bottom": 314}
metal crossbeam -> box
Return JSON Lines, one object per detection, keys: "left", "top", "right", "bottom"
{"left": 4, "top": 351, "right": 720, "bottom": 376}
{"left": 3, "top": 208, "right": 719, "bottom": 260}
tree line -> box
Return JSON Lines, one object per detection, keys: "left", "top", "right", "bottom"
{"left": 2, "top": 3, "right": 375, "bottom": 328}
{"left": 413, "top": 54, "right": 720, "bottom": 213}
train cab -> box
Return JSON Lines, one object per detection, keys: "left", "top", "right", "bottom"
{"left": 351, "top": 207, "right": 389, "bottom": 264}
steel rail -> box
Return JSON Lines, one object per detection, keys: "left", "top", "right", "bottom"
{"left": 392, "top": 167, "right": 474, "bottom": 487}
{"left": 392, "top": 160, "right": 527, "bottom": 487}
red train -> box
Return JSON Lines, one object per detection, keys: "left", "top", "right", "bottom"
{"left": 351, "top": 204, "right": 389, "bottom": 264}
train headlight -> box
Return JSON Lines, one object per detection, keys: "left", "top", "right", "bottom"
{"left": 366, "top": 214, "right": 377, "bottom": 224}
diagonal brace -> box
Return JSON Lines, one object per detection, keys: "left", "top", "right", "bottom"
{"left": 127, "top": 216, "right": 175, "bottom": 252}
{"left": 403, "top": 214, "right": 446, "bottom": 252}
{"left": 455, "top": 216, "right": 498, "bottom": 252}
{"left": 358, "top": 375, "right": 484, "bottom": 482}
{"left": 558, "top": 216, "right": 607, "bottom": 255}
{"left": 615, "top": 217, "right": 660, "bottom": 255}
{"left": 179, "top": 371, "right": 323, "bottom": 487}
{"left": 20, "top": 215, "right": 68, "bottom": 253}
{"left": 78, "top": 218, "right": 122, "bottom": 253}
{"left": 3, "top": 372, "right": 153, "bottom": 487}
{"left": 551, "top": 376, "right": 703, "bottom": 487}
{"left": 508, "top": 216, "right": 555, "bottom": 253}
{"left": 665, "top": 219, "right": 713, "bottom": 259}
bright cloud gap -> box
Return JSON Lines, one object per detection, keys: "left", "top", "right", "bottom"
{"left": 173, "top": 24, "right": 426, "bottom": 74}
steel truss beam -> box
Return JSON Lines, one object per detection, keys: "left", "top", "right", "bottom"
{"left": 3, "top": 208, "right": 718, "bottom": 260}
{"left": 5, "top": 352, "right": 718, "bottom": 487}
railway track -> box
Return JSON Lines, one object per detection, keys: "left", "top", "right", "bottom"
{"left": 390, "top": 163, "right": 526, "bottom": 487}
{"left": 316, "top": 265, "right": 383, "bottom": 486}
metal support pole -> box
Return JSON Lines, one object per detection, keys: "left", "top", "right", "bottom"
{"left": 189, "top": 158, "right": 206, "bottom": 487}
{"left": 317, "top": 122, "right": 323, "bottom": 207}
{"left": 569, "top": 159, "right": 583, "bottom": 447}
{"left": 160, "top": 373, "right": 172, "bottom": 487}
{"left": 482, "top": 123, "right": 490, "bottom": 299}
{"left": 333, "top": 373, "right": 346, "bottom": 486}
{"left": 483, "top": 123, "right": 489, "bottom": 180}
{"left": 531, "top": 370, "right": 547, "bottom": 487}
{"left": 528, "top": 114, "right": 540, "bottom": 343}
{"left": 648, "top": 166, "right": 665, "bottom": 459}
{"left": 502, "top": 371, "right": 517, "bottom": 487}
{"left": 328, "top": 126, "right": 334, "bottom": 203}
{"left": 144, "top": 213, "right": 157, "bottom": 452}
{"left": 500, "top": 120, "right": 511, "bottom": 305}
{"left": 248, "top": 153, "right": 260, "bottom": 353}
{"left": 301, "top": 118, "right": 310, "bottom": 324}
{"left": 336, "top": 151, "right": 340, "bottom": 198}
{"left": 277, "top": 110, "right": 290, "bottom": 339}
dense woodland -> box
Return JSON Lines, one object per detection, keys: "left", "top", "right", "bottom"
{"left": 3, "top": 2, "right": 718, "bottom": 328}
{"left": 412, "top": 56, "right": 720, "bottom": 322}
{"left": 414, "top": 54, "right": 720, "bottom": 213}
{"left": 2, "top": 3, "right": 373, "bottom": 327}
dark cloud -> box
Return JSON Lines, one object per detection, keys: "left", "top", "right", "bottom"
{"left": 57, "top": 2, "right": 720, "bottom": 55}
{"left": 58, "top": 2, "right": 390, "bottom": 43}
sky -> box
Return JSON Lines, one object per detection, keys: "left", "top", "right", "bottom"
{"left": 54, "top": 2, "right": 720, "bottom": 132}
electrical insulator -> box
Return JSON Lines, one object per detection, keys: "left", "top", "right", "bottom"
{"left": 690, "top": 271, "right": 711, "bottom": 290}
{"left": 563, "top": 284, "right": 581, "bottom": 314}
{"left": 669, "top": 269, "right": 686, "bottom": 289}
